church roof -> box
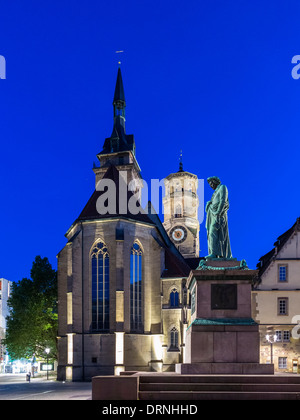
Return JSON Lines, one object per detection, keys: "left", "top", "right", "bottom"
{"left": 162, "top": 247, "right": 191, "bottom": 278}
{"left": 100, "top": 120, "right": 135, "bottom": 155}
{"left": 69, "top": 164, "right": 191, "bottom": 278}
{"left": 257, "top": 217, "right": 300, "bottom": 277}
{"left": 144, "top": 201, "right": 191, "bottom": 278}
{"left": 184, "top": 257, "right": 203, "bottom": 270}
{"left": 74, "top": 164, "right": 154, "bottom": 225}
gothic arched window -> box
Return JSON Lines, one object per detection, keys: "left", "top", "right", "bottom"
{"left": 169, "top": 327, "right": 179, "bottom": 350}
{"left": 91, "top": 242, "right": 109, "bottom": 331}
{"left": 130, "top": 242, "right": 143, "bottom": 332}
{"left": 170, "top": 288, "right": 179, "bottom": 307}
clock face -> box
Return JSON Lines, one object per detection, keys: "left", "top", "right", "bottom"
{"left": 170, "top": 226, "right": 187, "bottom": 244}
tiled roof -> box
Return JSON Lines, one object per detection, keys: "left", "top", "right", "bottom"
{"left": 71, "top": 164, "right": 191, "bottom": 278}
{"left": 257, "top": 217, "right": 300, "bottom": 277}
{"left": 75, "top": 164, "right": 155, "bottom": 225}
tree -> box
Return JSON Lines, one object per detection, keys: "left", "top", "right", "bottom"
{"left": 4, "top": 256, "right": 58, "bottom": 361}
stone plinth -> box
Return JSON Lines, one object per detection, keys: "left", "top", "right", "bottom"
{"left": 92, "top": 375, "right": 139, "bottom": 400}
{"left": 185, "top": 319, "right": 259, "bottom": 364}
{"left": 176, "top": 258, "right": 274, "bottom": 375}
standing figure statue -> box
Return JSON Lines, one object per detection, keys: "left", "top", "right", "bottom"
{"left": 205, "top": 176, "right": 232, "bottom": 259}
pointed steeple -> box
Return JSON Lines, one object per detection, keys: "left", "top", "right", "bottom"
{"left": 98, "top": 66, "right": 136, "bottom": 157}
{"left": 113, "top": 66, "right": 126, "bottom": 122}
{"left": 113, "top": 66, "right": 126, "bottom": 105}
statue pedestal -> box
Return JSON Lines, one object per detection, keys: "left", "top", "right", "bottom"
{"left": 176, "top": 259, "right": 274, "bottom": 374}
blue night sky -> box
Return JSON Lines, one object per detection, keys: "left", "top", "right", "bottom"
{"left": 0, "top": 0, "right": 300, "bottom": 282}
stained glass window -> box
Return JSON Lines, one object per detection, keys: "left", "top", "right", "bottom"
{"left": 170, "top": 327, "right": 179, "bottom": 350}
{"left": 170, "top": 288, "right": 179, "bottom": 307}
{"left": 130, "top": 242, "right": 143, "bottom": 332}
{"left": 91, "top": 242, "right": 109, "bottom": 331}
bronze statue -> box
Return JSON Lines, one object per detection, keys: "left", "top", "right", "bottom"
{"left": 205, "top": 176, "right": 232, "bottom": 259}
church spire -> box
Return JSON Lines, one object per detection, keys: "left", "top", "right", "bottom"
{"left": 113, "top": 66, "right": 126, "bottom": 123}
{"left": 98, "top": 66, "right": 136, "bottom": 157}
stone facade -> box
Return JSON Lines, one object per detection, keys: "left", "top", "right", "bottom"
{"left": 163, "top": 170, "right": 199, "bottom": 258}
{"left": 57, "top": 68, "right": 194, "bottom": 380}
{"left": 57, "top": 217, "right": 174, "bottom": 380}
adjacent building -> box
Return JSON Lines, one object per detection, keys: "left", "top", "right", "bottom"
{"left": 0, "top": 278, "right": 12, "bottom": 372}
{"left": 253, "top": 218, "right": 300, "bottom": 373}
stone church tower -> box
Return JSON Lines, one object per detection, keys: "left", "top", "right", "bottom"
{"left": 57, "top": 68, "right": 198, "bottom": 381}
{"left": 163, "top": 158, "right": 200, "bottom": 258}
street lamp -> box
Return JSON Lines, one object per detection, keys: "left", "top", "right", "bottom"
{"left": 266, "top": 334, "right": 278, "bottom": 364}
{"left": 45, "top": 348, "right": 50, "bottom": 380}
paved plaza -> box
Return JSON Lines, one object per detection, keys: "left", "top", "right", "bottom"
{"left": 0, "top": 374, "right": 92, "bottom": 400}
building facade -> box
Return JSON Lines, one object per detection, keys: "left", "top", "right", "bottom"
{"left": 0, "top": 278, "right": 12, "bottom": 372}
{"left": 57, "top": 68, "right": 199, "bottom": 381}
{"left": 252, "top": 218, "right": 300, "bottom": 373}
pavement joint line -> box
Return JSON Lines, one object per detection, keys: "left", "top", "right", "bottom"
{"left": 10, "top": 390, "right": 54, "bottom": 400}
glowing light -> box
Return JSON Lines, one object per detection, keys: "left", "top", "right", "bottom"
{"left": 115, "top": 332, "right": 124, "bottom": 365}
{"left": 67, "top": 292, "right": 73, "bottom": 325}
{"left": 66, "top": 366, "right": 73, "bottom": 381}
{"left": 152, "top": 335, "right": 163, "bottom": 361}
{"left": 67, "top": 334, "right": 73, "bottom": 365}
{"left": 114, "top": 366, "right": 125, "bottom": 376}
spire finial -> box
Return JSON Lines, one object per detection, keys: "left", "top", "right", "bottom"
{"left": 178, "top": 150, "right": 183, "bottom": 172}
{"left": 115, "top": 50, "right": 124, "bottom": 67}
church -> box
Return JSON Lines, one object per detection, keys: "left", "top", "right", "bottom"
{"left": 57, "top": 67, "right": 201, "bottom": 381}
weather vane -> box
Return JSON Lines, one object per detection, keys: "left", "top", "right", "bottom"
{"left": 115, "top": 50, "right": 124, "bottom": 65}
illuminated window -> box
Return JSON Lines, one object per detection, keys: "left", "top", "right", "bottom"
{"left": 169, "top": 327, "right": 179, "bottom": 351}
{"left": 275, "top": 330, "right": 290, "bottom": 342}
{"left": 170, "top": 288, "right": 179, "bottom": 307}
{"left": 278, "top": 297, "right": 288, "bottom": 316}
{"left": 191, "top": 287, "right": 196, "bottom": 315}
{"left": 67, "top": 292, "right": 73, "bottom": 325}
{"left": 91, "top": 242, "right": 109, "bottom": 331}
{"left": 278, "top": 357, "right": 287, "bottom": 369}
{"left": 130, "top": 242, "right": 143, "bottom": 332}
{"left": 278, "top": 265, "right": 288, "bottom": 282}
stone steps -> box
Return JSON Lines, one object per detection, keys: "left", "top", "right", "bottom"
{"left": 140, "top": 382, "right": 300, "bottom": 392}
{"left": 139, "top": 374, "right": 300, "bottom": 384}
{"left": 139, "top": 391, "right": 300, "bottom": 400}
{"left": 138, "top": 374, "right": 300, "bottom": 400}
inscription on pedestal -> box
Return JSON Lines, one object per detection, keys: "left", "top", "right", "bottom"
{"left": 211, "top": 284, "right": 237, "bottom": 310}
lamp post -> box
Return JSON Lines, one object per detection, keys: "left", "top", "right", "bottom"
{"left": 266, "top": 334, "right": 278, "bottom": 364}
{"left": 45, "top": 348, "right": 50, "bottom": 380}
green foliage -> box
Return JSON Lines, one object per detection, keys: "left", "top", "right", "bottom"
{"left": 4, "top": 256, "right": 58, "bottom": 361}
